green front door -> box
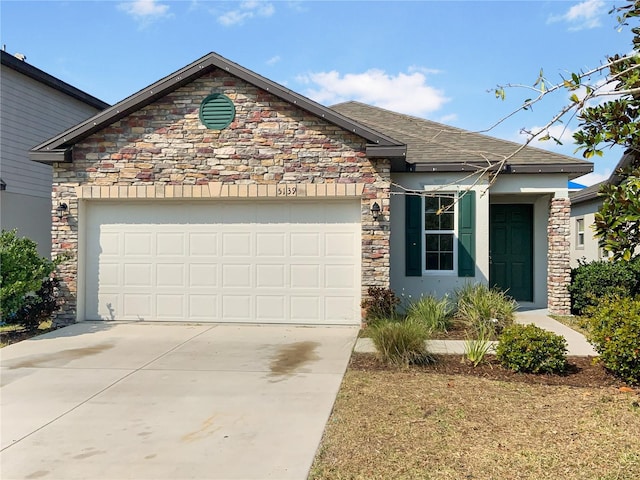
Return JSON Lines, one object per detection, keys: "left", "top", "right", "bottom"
{"left": 489, "top": 204, "right": 533, "bottom": 301}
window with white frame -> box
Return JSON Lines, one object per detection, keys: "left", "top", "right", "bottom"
{"left": 576, "top": 218, "right": 585, "bottom": 248}
{"left": 424, "top": 193, "right": 456, "bottom": 271}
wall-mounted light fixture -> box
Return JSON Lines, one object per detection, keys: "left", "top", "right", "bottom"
{"left": 56, "top": 202, "right": 68, "bottom": 216}
{"left": 371, "top": 202, "right": 381, "bottom": 221}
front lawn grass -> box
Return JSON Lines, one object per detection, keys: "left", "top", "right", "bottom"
{"left": 310, "top": 354, "right": 640, "bottom": 480}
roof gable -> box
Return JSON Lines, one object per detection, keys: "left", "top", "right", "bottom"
{"left": 331, "top": 101, "right": 593, "bottom": 178}
{"left": 30, "top": 52, "right": 405, "bottom": 163}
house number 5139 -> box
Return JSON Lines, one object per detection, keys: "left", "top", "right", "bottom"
{"left": 277, "top": 186, "right": 297, "bottom": 196}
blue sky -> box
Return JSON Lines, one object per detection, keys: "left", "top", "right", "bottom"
{"left": 1, "top": 0, "right": 632, "bottom": 185}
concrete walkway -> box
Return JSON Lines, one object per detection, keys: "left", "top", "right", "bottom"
{"left": 1, "top": 322, "right": 359, "bottom": 480}
{"left": 354, "top": 309, "right": 598, "bottom": 356}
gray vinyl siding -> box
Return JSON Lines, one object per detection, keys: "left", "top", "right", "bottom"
{"left": 0, "top": 66, "right": 102, "bottom": 198}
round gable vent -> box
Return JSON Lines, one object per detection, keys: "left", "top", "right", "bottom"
{"left": 199, "top": 93, "right": 235, "bottom": 130}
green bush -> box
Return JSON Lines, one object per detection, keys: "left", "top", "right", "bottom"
{"left": 361, "top": 286, "right": 400, "bottom": 322}
{"left": 369, "top": 318, "right": 432, "bottom": 366}
{"left": 1, "top": 230, "right": 57, "bottom": 323}
{"left": 405, "top": 295, "right": 452, "bottom": 333}
{"left": 586, "top": 296, "right": 640, "bottom": 385}
{"left": 569, "top": 257, "right": 640, "bottom": 315}
{"left": 454, "top": 283, "right": 517, "bottom": 337}
{"left": 496, "top": 324, "right": 567, "bottom": 374}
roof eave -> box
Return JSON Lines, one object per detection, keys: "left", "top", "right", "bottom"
{"left": 409, "top": 162, "right": 593, "bottom": 178}
{"left": 30, "top": 149, "right": 72, "bottom": 164}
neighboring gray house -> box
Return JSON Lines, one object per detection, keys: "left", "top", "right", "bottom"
{"left": 569, "top": 152, "right": 634, "bottom": 267}
{"left": 0, "top": 50, "right": 108, "bottom": 257}
{"left": 30, "top": 52, "right": 592, "bottom": 325}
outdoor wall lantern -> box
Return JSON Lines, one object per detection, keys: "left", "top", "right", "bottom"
{"left": 371, "top": 202, "right": 381, "bottom": 220}
{"left": 56, "top": 202, "right": 68, "bottom": 216}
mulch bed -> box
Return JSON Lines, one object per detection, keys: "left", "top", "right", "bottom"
{"left": 350, "top": 353, "right": 637, "bottom": 390}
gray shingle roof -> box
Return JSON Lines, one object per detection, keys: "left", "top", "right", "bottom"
{"left": 331, "top": 101, "right": 593, "bottom": 177}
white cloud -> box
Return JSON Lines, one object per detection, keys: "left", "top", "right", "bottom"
{"left": 520, "top": 124, "right": 577, "bottom": 146}
{"left": 218, "top": 1, "right": 275, "bottom": 26}
{"left": 118, "top": 0, "right": 171, "bottom": 23}
{"left": 548, "top": 0, "right": 606, "bottom": 31}
{"left": 266, "top": 55, "right": 281, "bottom": 66}
{"left": 298, "top": 68, "right": 449, "bottom": 116}
{"left": 438, "top": 113, "right": 459, "bottom": 124}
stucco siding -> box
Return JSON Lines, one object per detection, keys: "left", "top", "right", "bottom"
{"left": 391, "top": 172, "right": 569, "bottom": 310}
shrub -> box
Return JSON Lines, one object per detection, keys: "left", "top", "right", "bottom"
{"left": 569, "top": 257, "right": 640, "bottom": 315}
{"left": 405, "top": 295, "right": 452, "bottom": 333}
{"left": 1, "top": 230, "right": 57, "bottom": 322}
{"left": 496, "top": 324, "right": 567, "bottom": 374}
{"left": 361, "top": 286, "right": 400, "bottom": 322}
{"left": 464, "top": 323, "right": 494, "bottom": 367}
{"left": 369, "top": 318, "right": 432, "bottom": 366}
{"left": 13, "top": 277, "right": 61, "bottom": 330}
{"left": 586, "top": 296, "right": 640, "bottom": 385}
{"left": 454, "top": 283, "right": 517, "bottom": 337}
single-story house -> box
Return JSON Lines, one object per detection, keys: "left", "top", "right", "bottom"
{"left": 0, "top": 49, "right": 109, "bottom": 257}
{"left": 569, "top": 152, "right": 634, "bottom": 267}
{"left": 30, "top": 52, "right": 592, "bottom": 325}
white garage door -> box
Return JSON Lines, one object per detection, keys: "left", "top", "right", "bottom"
{"left": 84, "top": 200, "right": 361, "bottom": 324}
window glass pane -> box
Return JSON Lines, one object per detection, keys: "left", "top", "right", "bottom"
{"left": 425, "top": 214, "right": 439, "bottom": 230}
{"left": 426, "top": 234, "right": 439, "bottom": 251}
{"left": 440, "top": 233, "right": 454, "bottom": 252}
{"left": 440, "top": 252, "right": 454, "bottom": 270}
{"left": 440, "top": 194, "right": 455, "bottom": 210}
{"left": 440, "top": 212, "right": 454, "bottom": 230}
{"left": 426, "top": 253, "right": 439, "bottom": 270}
{"left": 425, "top": 197, "right": 439, "bottom": 213}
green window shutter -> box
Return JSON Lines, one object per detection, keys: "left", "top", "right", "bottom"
{"left": 458, "top": 190, "right": 476, "bottom": 277}
{"left": 405, "top": 194, "right": 422, "bottom": 277}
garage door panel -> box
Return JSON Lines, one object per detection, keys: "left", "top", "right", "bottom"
{"left": 189, "top": 295, "right": 217, "bottom": 319}
{"left": 290, "top": 296, "right": 320, "bottom": 322}
{"left": 256, "top": 233, "right": 286, "bottom": 257}
{"left": 189, "top": 233, "right": 217, "bottom": 256}
{"left": 157, "top": 264, "right": 185, "bottom": 287}
{"left": 222, "top": 295, "right": 251, "bottom": 320}
{"left": 124, "top": 233, "right": 153, "bottom": 256}
{"left": 157, "top": 294, "right": 184, "bottom": 319}
{"left": 256, "top": 296, "right": 285, "bottom": 320}
{"left": 290, "top": 233, "right": 320, "bottom": 257}
{"left": 325, "top": 265, "right": 356, "bottom": 288}
{"left": 189, "top": 264, "right": 217, "bottom": 287}
{"left": 123, "top": 294, "right": 152, "bottom": 318}
{"left": 222, "top": 233, "right": 251, "bottom": 256}
{"left": 157, "top": 233, "right": 185, "bottom": 256}
{"left": 86, "top": 201, "right": 360, "bottom": 324}
{"left": 256, "top": 265, "right": 285, "bottom": 287}
{"left": 123, "top": 264, "right": 153, "bottom": 287}
{"left": 290, "top": 265, "right": 320, "bottom": 288}
{"left": 326, "top": 233, "right": 356, "bottom": 257}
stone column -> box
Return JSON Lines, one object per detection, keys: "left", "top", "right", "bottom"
{"left": 547, "top": 197, "right": 571, "bottom": 315}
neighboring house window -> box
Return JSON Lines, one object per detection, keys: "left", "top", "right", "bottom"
{"left": 576, "top": 218, "right": 585, "bottom": 248}
{"left": 424, "top": 194, "right": 456, "bottom": 271}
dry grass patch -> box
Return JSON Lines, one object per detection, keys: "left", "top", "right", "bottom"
{"left": 310, "top": 354, "right": 640, "bottom": 480}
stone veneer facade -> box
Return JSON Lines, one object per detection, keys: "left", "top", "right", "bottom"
{"left": 547, "top": 197, "right": 572, "bottom": 315}
{"left": 51, "top": 70, "right": 391, "bottom": 325}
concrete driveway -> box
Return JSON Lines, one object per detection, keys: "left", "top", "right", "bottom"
{"left": 0, "top": 322, "right": 359, "bottom": 480}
